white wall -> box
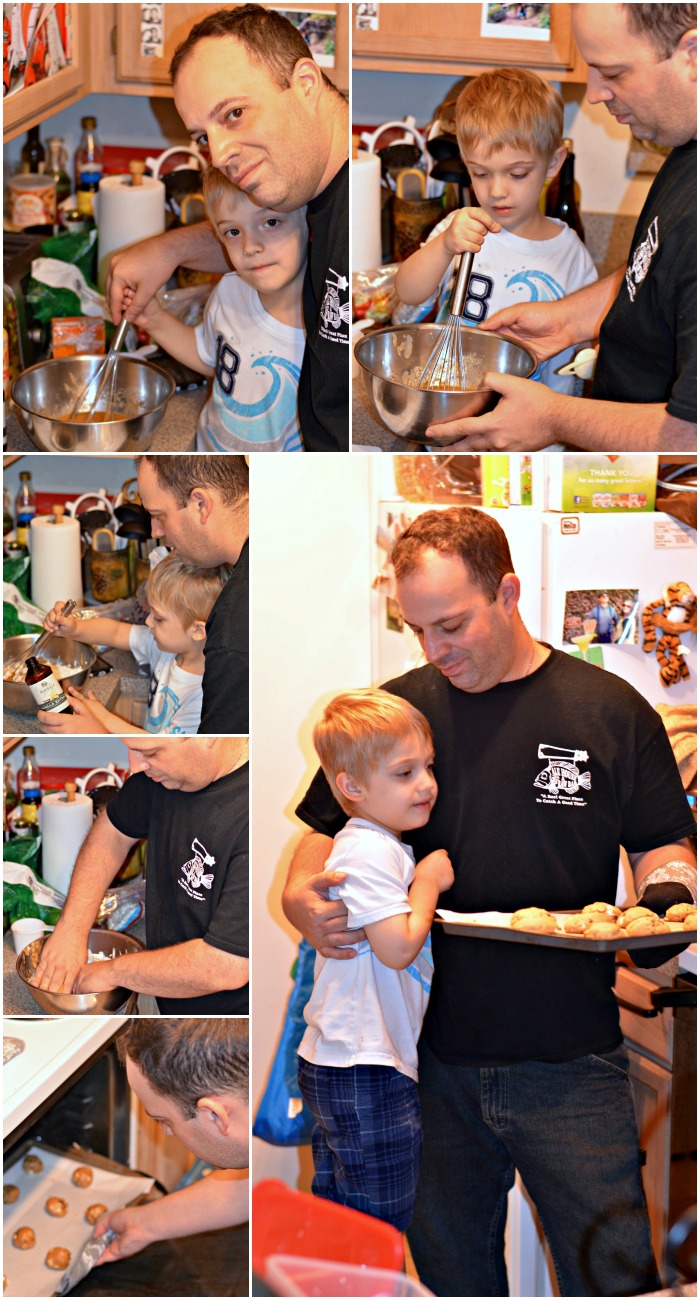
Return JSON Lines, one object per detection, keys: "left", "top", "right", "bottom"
{"left": 4, "top": 92, "right": 188, "bottom": 174}
{"left": 4, "top": 455, "right": 140, "bottom": 501}
{"left": 5, "top": 737, "right": 128, "bottom": 776}
{"left": 250, "top": 455, "right": 373, "bottom": 1188}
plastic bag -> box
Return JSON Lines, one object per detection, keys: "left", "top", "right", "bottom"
{"left": 3, "top": 853, "right": 63, "bottom": 928}
{"left": 253, "top": 939, "right": 317, "bottom": 1146}
{"left": 3, "top": 578, "right": 43, "bottom": 638}
{"left": 352, "top": 265, "right": 399, "bottom": 325}
{"left": 39, "top": 228, "right": 98, "bottom": 287}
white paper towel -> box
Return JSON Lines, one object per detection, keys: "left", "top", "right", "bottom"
{"left": 352, "top": 152, "right": 382, "bottom": 273}
{"left": 40, "top": 791, "right": 94, "bottom": 895}
{"left": 96, "top": 173, "right": 166, "bottom": 291}
{"left": 29, "top": 514, "right": 83, "bottom": 612}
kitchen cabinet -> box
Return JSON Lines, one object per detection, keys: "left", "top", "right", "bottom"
{"left": 352, "top": 2, "right": 587, "bottom": 81}
{"left": 2, "top": 7, "right": 87, "bottom": 143}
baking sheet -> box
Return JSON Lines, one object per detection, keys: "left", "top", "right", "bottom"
{"left": 436, "top": 909, "right": 697, "bottom": 953}
{"left": 3, "top": 1145, "right": 155, "bottom": 1297}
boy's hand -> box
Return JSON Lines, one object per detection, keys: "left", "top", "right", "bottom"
{"left": 43, "top": 601, "right": 78, "bottom": 636}
{"left": 443, "top": 207, "right": 501, "bottom": 257}
{"left": 416, "top": 849, "right": 454, "bottom": 894}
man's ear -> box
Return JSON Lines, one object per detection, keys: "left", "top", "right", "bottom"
{"left": 190, "top": 489, "right": 216, "bottom": 525}
{"left": 196, "top": 1096, "right": 230, "bottom": 1134}
{"left": 335, "top": 771, "right": 366, "bottom": 804}
{"left": 499, "top": 572, "right": 521, "bottom": 615}
{"left": 290, "top": 54, "right": 324, "bottom": 106}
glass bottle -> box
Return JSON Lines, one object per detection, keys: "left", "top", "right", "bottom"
{"left": 14, "top": 470, "right": 36, "bottom": 548}
{"left": 4, "top": 762, "right": 18, "bottom": 821}
{"left": 546, "top": 140, "right": 585, "bottom": 243}
{"left": 17, "top": 745, "right": 42, "bottom": 810}
{"left": 45, "top": 136, "right": 72, "bottom": 206}
{"left": 75, "top": 116, "right": 104, "bottom": 219}
{"left": 23, "top": 656, "right": 75, "bottom": 714}
{"left": 12, "top": 800, "right": 40, "bottom": 839}
{"left": 20, "top": 125, "right": 46, "bottom": 174}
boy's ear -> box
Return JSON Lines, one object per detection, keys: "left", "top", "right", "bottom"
{"left": 546, "top": 145, "right": 568, "bottom": 180}
{"left": 189, "top": 620, "right": 208, "bottom": 643}
{"left": 335, "top": 771, "right": 366, "bottom": 803}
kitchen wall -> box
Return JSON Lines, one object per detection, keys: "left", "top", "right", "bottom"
{"left": 4, "top": 455, "right": 141, "bottom": 499}
{"left": 3, "top": 92, "right": 188, "bottom": 175}
{"left": 5, "top": 736, "right": 129, "bottom": 775}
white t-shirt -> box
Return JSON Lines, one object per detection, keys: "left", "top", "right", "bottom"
{"left": 128, "top": 625, "right": 203, "bottom": 735}
{"left": 298, "top": 818, "right": 433, "bottom": 1082}
{"left": 194, "top": 274, "right": 305, "bottom": 453}
{"left": 426, "top": 215, "right": 598, "bottom": 395}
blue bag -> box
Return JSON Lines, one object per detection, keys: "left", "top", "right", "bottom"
{"left": 253, "top": 939, "right": 317, "bottom": 1146}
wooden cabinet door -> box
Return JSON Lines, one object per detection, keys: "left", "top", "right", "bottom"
{"left": 352, "top": 2, "right": 586, "bottom": 81}
{"left": 3, "top": 6, "right": 87, "bottom": 142}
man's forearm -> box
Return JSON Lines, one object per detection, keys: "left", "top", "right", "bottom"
{"left": 551, "top": 397, "right": 696, "bottom": 452}
{"left": 565, "top": 266, "right": 626, "bottom": 345}
{"left": 282, "top": 831, "right": 333, "bottom": 921}
{"left": 630, "top": 840, "right": 696, "bottom": 898}
{"left": 96, "top": 938, "right": 248, "bottom": 997}
{"left": 156, "top": 222, "right": 229, "bottom": 275}
{"left": 129, "top": 1174, "right": 248, "bottom": 1244}
{"left": 55, "top": 814, "right": 137, "bottom": 937}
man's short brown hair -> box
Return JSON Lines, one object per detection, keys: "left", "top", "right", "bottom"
{"left": 392, "top": 507, "right": 515, "bottom": 602}
{"left": 622, "top": 4, "right": 697, "bottom": 60}
{"left": 135, "top": 455, "right": 248, "bottom": 509}
{"left": 117, "top": 1018, "right": 248, "bottom": 1118}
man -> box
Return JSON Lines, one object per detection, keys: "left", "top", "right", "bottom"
{"left": 106, "top": 4, "right": 349, "bottom": 452}
{"left": 33, "top": 736, "right": 249, "bottom": 1013}
{"left": 426, "top": 4, "right": 696, "bottom": 452}
{"left": 38, "top": 455, "right": 249, "bottom": 736}
{"left": 585, "top": 591, "right": 619, "bottom": 643}
{"left": 94, "top": 1019, "right": 248, "bottom": 1268}
{"left": 283, "top": 507, "right": 696, "bottom": 1297}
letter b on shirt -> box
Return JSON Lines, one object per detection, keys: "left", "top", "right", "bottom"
{"left": 215, "top": 334, "right": 241, "bottom": 395}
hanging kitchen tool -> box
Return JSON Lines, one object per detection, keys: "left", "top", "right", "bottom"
{"left": 396, "top": 169, "right": 426, "bottom": 201}
{"left": 115, "top": 478, "right": 141, "bottom": 508}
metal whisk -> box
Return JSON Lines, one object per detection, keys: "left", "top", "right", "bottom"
{"left": 418, "top": 250, "right": 476, "bottom": 391}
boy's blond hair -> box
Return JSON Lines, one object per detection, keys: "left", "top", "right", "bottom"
{"left": 456, "top": 68, "right": 564, "bottom": 162}
{"left": 146, "top": 554, "right": 231, "bottom": 633}
{"left": 202, "top": 165, "right": 247, "bottom": 234}
{"left": 313, "top": 689, "right": 434, "bottom": 816}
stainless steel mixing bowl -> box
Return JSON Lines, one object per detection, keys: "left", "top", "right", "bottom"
{"left": 3, "top": 634, "right": 96, "bottom": 713}
{"left": 16, "top": 928, "right": 145, "bottom": 1014}
{"left": 10, "top": 354, "right": 176, "bottom": 453}
{"left": 354, "top": 324, "right": 536, "bottom": 445}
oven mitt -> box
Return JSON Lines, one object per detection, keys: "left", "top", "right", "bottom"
{"left": 55, "top": 1228, "right": 115, "bottom": 1295}
{"left": 628, "top": 881, "right": 695, "bottom": 969}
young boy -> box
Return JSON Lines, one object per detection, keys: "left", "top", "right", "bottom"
{"left": 297, "top": 689, "right": 453, "bottom": 1231}
{"left": 132, "top": 167, "right": 307, "bottom": 453}
{"left": 394, "top": 68, "right": 598, "bottom": 402}
{"left": 42, "top": 555, "right": 230, "bottom": 734}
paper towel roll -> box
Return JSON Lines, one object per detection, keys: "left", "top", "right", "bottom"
{"left": 352, "top": 152, "right": 382, "bottom": 273}
{"left": 30, "top": 513, "right": 83, "bottom": 612}
{"left": 97, "top": 173, "right": 166, "bottom": 291}
{"left": 40, "top": 790, "right": 94, "bottom": 895}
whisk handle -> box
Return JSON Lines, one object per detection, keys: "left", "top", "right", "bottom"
{"left": 450, "top": 251, "right": 475, "bottom": 319}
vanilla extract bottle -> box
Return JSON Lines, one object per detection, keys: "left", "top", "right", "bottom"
{"left": 23, "top": 656, "right": 74, "bottom": 714}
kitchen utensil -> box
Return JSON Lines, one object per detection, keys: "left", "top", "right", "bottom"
{"left": 557, "top": 347, "right": 598, "bottom": 379}
{"left": 3, "top": 600, "right": 77, "bottom": 682}
{"left": 91, "top": 527, "right": 115, "bottom": 552}
{"left": 418, "top": 251, "right": 476, "bottom": 391}
{"left": 354, "top": 324, "right": 536, "bottom": 445}
{"left": 10, "top": 354, "right": 175, "bottom": 453}
{"left": 66, "top": 316, "right": 130, "bottom": 420}
{"left": 396, "top": 168, "right": 426, "bottom": 200}
{"left": 16, "top": 928, "right": 145, "bottom": 1014}
{"left": 11, "top": 917, "right": 51, "bottom": 955}
{"left": 3, "top": 633, "right": 96, "bottom": 712}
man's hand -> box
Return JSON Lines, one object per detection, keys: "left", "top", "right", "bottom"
{"left": 73, "top": 958, "right": 122, "bottom": 994}
{"left": 415, "top": 849, "right": 454, "bottom": 894}
{"left": 427, "top": 372, "right": 563, "bottom": 449}
{"left": 481, "top": 298, "right": 578, "bottom": 364}
{"left": 31, "top": 929, "right": 88, "bottom": 993}
{"left": 105, "top": 236, "right": 179, "bottom": 325}
{"left": 37, "top": 687, "right": 109, "bottom": 734}
{"left": 284, "top": 869, "right": 365, "bottom": 959}
{"left": 92, "top": 1207, "right": 154, "bottom": 1266}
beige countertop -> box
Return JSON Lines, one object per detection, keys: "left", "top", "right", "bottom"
{"left": 2, "top": 645, "right": 148, "bottom": 735}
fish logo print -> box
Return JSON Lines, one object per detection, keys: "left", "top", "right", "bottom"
{"left": 179, "top": 837, "right": 216, "bottom": 898}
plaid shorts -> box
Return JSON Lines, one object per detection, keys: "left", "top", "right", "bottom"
{"left": 297, "top": 1058, "right": 422, "bottom": 1231}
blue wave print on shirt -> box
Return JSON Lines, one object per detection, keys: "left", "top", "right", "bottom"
{"left": 211, "top": 355, "right": 302, "bottom": 448}
{"left": 146, "top": 682, "right": 179, "bottom": 732}
{"left": 506, "top": 270, "right": 565, "bottom": 302}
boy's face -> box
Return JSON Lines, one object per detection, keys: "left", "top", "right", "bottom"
{"left": 146, "top": 595, "right": 203, "bottom": 657}
{"left": 342, "top": 733, "right": 437, "bottom": 838}
{"left": 211, "top": 190, "right": 308, "bottom": 297}
{"left": 462, "top": 140, "right": 563, "bottom": 237}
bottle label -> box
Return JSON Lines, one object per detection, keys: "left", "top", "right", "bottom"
{"left": 27, "top": 674, "right": 71, "bottom": 713}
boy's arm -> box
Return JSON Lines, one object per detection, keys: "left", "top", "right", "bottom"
{"left": 43, "top": 605, "right": 133, "bottom": 651}
{"left": 395, "top": 208, "right": 500, "bottom": 306}
{"left": 105, "top": 222, "right": 228, "bottom": 323}
{"left": 133, "top": 301, "right": 214, "bottom": 377}
{"left": 65, "top": 688, "right": 149, "bottom": 735}
{"left": 364, "top": 850, "right": 453, "bottom": 970}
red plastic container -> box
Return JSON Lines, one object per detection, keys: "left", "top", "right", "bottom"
{"left": 252, "top": 1180, "right": 405, "bottom": 1278}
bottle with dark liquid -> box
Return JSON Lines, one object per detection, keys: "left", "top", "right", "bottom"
{"left": 546, "top": 139, "right": 585, "bottom": 243}
{"left": 24, "top": 656, "right": 74, "bottom": 714}
{"left": 20, "top": 125, "right": 45, "bottom": 174}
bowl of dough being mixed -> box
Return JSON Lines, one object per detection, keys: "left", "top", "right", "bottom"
{"left": 354, "top": 324, "right": 536, "bottom": 445}
{"left": 10, "top": 354, "right": 175, "bottom": 453}
{"left": 3, "top": 634, "right": 96, "bottom": 714}
{"left": 16, "top": 928, "right": 145, "bottom": 1014}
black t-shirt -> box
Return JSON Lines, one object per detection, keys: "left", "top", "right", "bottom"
{"left": 296, "top": 652, "right": 695, "bottom": 1066}
{"left": 592, "top": 140, "right": 696, "bottom": 420}
{"left": 107, "top": 765, "right": 249, "bottom": 1014}
{"left": 298, "top": 160, "right": 349, "bottom": 452}
{"left": 199, "top": 540, "right": 249, "bottom": 735}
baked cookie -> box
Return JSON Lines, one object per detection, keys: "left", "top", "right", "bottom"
{"left": 563, "top": 914, "right": 593, "bottom": 934}
{"left": 582, "top": 902, "right": 621, "bottom": 920}
{"left": 584, "top": 922, "right": 623, "bottom": 940}
{"left": 71, "top": 1166, "right": 93, "bottom": 1188}
{"left": 626, "top": 915, "right": 671, "bottom": 937}
{"left": 511, "top": 908, "right": 558, "bottom": 934}
{"left": 666, "top": 902, "right": 697, "bottom": 923}
{"left": 619, "top": 906, "right": 656, "bottom": 929}
{"left": 46, "top": 1196, "right": 69, "bottom": 1217}
{"left": 3, "top": 1185, "right": 20, "bottom": 1204}
{"left": 85, "top": 1203, "right": 108, "bottom": 1225}
{"left": 684, "top": 912, "right": 698, "bottom": 929}
{"left": 45, "top": 1247, "right": 71, "bottom": 1271}
{"left": 12, "top": 1227, "right": 36, "bottom": 1250}
{"left": 22, "top": 1154, "right": 43, "bottom": 1173}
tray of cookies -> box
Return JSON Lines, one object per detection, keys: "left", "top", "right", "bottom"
{"left": 436, "top": 901, "right": 697, "bottom": 952}
{"left": 3, "top": 1142, "right": 155, "bottom": 1297}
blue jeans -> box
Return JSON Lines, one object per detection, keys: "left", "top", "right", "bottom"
{"left": 408, "top": 1040, "right": 660, "bottom": 1297}
{"left": 298, "top": 1059, "right": 422, "bottom": 1231}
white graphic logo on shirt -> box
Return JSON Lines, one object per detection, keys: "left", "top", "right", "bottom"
{"left": 320, "top": 268, "right": 350, "bottom": 343}
{"left": 534, "top": 743, "right": 591, "bottom": 805}
{"left": 179, "top": 837, "right": 216, "bottom": 901}
{"left": 625, "top": 217, "right": 659, "bottom": 302}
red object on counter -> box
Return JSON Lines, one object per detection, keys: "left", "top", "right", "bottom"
{"left": 251, "top": 1179, "right": 405, "bottom": 1278}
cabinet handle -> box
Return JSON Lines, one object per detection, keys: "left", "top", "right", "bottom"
{"left": 616, "top": 988, "right": 696, "bottom": 1017}
{"left": 616, "top": 996, "right": 658, "bottom": 1018}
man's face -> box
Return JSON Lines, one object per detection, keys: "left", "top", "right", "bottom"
{"left": 396, "top": 549, "right": 519, "bottom": 694}
{"left": 126, "top": 1058, "right": 249, "bottom": 1169}
{"left": 123, "top": 738, "right": 214, "bottom": 791}
{"left": 600, "top": 594, "right": 610, "bottom": 606}
{"left": 572, "top": 5, "right": 697, "bottom": 147}
{"left": 137, "top": 460, "right": 214, "bottom": 567}
{"left": 174, "top": 36, "right": 326, "bottom": 211}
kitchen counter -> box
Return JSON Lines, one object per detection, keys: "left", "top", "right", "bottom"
{"left": 4, "top": 912, "right": 148, "bottom": 1017}
{"left": 3, "top": 645, "right": 149, "bottom": 735}
{"left": 353, "top": 376, "right": 408, "bottom": 452}
{"left": 3, "top": 1016, "right": 118, "bottom": 1140}
{"left": 5, "top": 385, "right": 207, "bottom": 454}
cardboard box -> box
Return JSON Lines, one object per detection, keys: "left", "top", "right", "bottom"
{"left": 481, "top": 455, "right": 544, "bottom": 508}
{"left": 51, "top": 316, "right": 105, "bottom": 358}
{"left": 546, "top": 455, "right": 657, "bottom": 513}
